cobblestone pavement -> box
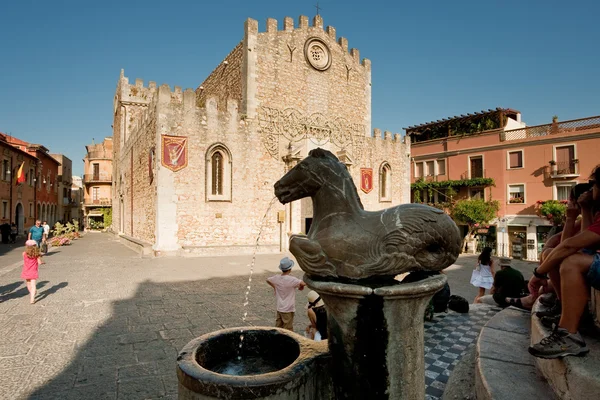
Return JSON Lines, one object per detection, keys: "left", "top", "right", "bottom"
{"left": 0, "top": 233, "right": 530, "bottom": 399}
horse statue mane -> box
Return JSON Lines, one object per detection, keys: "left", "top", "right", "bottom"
{"left": 274, "top": 148, "right": 461, "bottom": 282}
{"left": 307, "top": 148, "right": 364, "bottom": 210}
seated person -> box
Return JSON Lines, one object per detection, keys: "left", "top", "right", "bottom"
{"left": 305, "top": 290, "right": 328, "bottom": 341}
{"left": 489, "top": 258, "right": 527, "bottom": 308}
{"left": 528, "top": 167, "right": 600, "bottom": 359}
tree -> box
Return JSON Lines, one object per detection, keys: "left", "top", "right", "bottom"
{"left": 536, "top": 200, "right": 567, "bottom": 226}
{"left": 451, "top": 199, "right": 500, "bottom": 251}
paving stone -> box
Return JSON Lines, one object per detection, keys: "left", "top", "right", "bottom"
{"left": 117, "top": 362, "right": 158, "bottom": 380}
{"left": 117, "top": 376, "right": 166, "bottom": 399}
{"left": 118, "top": 331, "right": 159, "bottom": 344}
{"left": 159, "top": 328, "right": 193, "bottom": 340}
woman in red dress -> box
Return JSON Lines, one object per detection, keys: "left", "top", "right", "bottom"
{"left": 21, "top": 240, "right": 41, "bottom": 304}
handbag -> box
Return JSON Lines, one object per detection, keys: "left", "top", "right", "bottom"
{"left": 41, "top": 242, "right": 48, "bottom": 253}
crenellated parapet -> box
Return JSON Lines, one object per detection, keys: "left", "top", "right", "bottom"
{"left": 248, "top": 15, "right": 370, "bottom": 70}
{"left": 370, "top": 128, "right": 409, "bottom": 144}
{"left": 117, "top": 69, "right": 157, "bottom": 105}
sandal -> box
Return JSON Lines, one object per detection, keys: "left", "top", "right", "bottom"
{"left": 506, "top": 297, "right": 526, "bottom": 310}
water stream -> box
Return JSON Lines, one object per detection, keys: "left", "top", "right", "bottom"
{"left": 237, "top": 197, "right": 279, "bottom": 361}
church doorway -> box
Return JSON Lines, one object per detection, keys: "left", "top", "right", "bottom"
{"left": 15, "top": 203, "right": 24, "bottom": 235}
{"left": 305, "top": 218, "right": 313, "bottom": 234}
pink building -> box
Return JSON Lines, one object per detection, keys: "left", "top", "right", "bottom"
{"left": 408, "top": 109, "right": 600, "bottom": 261}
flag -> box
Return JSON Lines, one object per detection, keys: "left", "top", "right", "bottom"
{"left": 15, "top": 162, "right": 25, "bottom": 185}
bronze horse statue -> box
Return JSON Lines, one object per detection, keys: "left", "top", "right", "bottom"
{"left": 274, "top": 148, "right": 461, "bottom": 282}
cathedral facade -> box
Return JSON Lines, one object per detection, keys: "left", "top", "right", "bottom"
{"left": 111, "top": 15, "right": 411, "bottom": 256}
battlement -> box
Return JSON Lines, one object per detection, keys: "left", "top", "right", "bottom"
{"left": 372, "top": 128, "right": 408, "bottom": 143}
{"left": 248, "top": 15, "right": 370, "bottom": 68}
{"left": 119, "top": 70, "right": 158, "bottom": 104}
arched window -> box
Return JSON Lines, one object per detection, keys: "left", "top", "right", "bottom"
{"left": 211, "top": 152, "right": 223, "bottom": 195}
{"left": 379, "top": 162, "right": 392, "bottom": 202}
{"left": 206, "top": 144, "right": 232, "bottom": 201}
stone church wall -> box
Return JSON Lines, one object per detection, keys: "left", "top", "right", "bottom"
{"left": 195, "top": 42, "right": 244, "bottom": 111}
{"left": 113, "top": 76, "right": 158, "bottom": 244}
{"left": 250, "top": 15, "right": 371, "bottom": 136}
{"left": 111, "top": 14, "right": 412, "bottom": 256}
{"left": 153, "top": 85, "right": 285, "bottom": 254}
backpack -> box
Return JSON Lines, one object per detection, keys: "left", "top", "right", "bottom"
{"left": 448, "top": 295, "right": 469, "bottom": 313}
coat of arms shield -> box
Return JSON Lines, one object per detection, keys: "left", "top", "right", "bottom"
{"left": 161, "top": 135, "right": 188, "bottom": 172}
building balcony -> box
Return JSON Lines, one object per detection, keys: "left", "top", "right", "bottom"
{"left": 549, "top": 160, "right": 579, "bottom": 178}
{"left": 460, "top": 169, "right": 487, "bottom": 180}
{"left": 83, "top": 174, "right": 112, "bottom": 183}
{"left": 84, "top": 198, "right": 112, "bottom": 207}
{"left": 501, "top": 115, "right": 600, "bottom": 141}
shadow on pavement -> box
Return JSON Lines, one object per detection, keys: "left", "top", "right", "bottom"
{"left": 27, "top": 271, "right": 304, "bottom": 400}
{"left": 35, "top": 282, "right": 69, "bottom": 303}
{"left": 0, "top": 281, "right": 49, "bottom": 303}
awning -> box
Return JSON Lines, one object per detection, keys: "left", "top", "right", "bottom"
{"left": 87, "top": 212, "right": 104, "bottom": 217}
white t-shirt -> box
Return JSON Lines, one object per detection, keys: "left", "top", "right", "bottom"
{"left": 43, "top": 224, "right": 50, "bottom": 235}
{"left": 267, "top": 274, "right": 302, "bottom": 313}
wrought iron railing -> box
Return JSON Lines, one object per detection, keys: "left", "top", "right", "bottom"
{"left": 460, "top": 168, "right": 486, "bottom": 179}
{"left": 501, "top": 115, "right": 600, "bottom": 141}
{"left": 551, "top": 160, "right": 578, "bottom": 176}
{"left": 83, "top": 173, "right": 112, "bottom": 183}
{"left": 84, "top": 198, "right": 111, "bottom": 206}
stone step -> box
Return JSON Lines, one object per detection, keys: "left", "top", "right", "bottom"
{"left": 531, "top": 300, "right": 600, "bottom": 400}
{"left": 475, "top": 306, "right": 556, "bottom": 400}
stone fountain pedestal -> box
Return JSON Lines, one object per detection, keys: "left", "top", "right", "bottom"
{"left": 305, "top": 273, "right": 447, "bottom": 400}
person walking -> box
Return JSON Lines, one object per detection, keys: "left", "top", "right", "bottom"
{"left": 10, "top": 223, "right": 18, "bottom": 244}
{"left": 41, "top": 220, "right": 50, "bottom": 254}
{"left": 266, "top": 257, "right": 305, "bottom": 331}
{"left": 28, "top": 220, "right": 44, "bottom": 248}
{"left": 21, "top": 240, "right": 41, "bottom": 304}
{"left": 305, "top": 290, "right": 328, "bottom": 341}
{"left": 471, "top": 246, "right": 495, "bottom": 303}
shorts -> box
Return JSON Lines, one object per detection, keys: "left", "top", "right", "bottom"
{"left": 585, "top": 252, "right": 600, "bottom": 290}
{"left": 275, "top": 311, "right": 294, "bottom": 331}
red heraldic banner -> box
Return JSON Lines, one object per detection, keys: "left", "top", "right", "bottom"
{"left": 360, "top": 168, "right": 373, "bottom": 194}
{"left": 161, "top": 135, "right": 188, "bottom": 172}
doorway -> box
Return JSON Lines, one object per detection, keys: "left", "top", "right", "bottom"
{"left": 305, "top": 218, "right": 313, "bottom": 234}
{"left": 508, "top": 226, "right": 527, "bottom": 259}
{"left": 15, "top": 203, "right": 24, "bottom": 235}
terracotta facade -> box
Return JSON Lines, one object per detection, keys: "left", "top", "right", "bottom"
{"left": 410, "top": 114, "right": 600, "bottom": 261}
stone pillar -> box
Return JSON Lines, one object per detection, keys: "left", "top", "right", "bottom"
{"left": 305, "top": 274, "right": 447, "bottom": 400}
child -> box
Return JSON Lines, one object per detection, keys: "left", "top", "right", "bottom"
{"left": 471, "top": 246, "right": 495, "bottom": 303}
{"left": 267, "top": 257, "right": 305, "bottom": 331}
{"left": 305, "top": 290, "right": 328, "bottom": 341}
{"left": 21, "top": 240, "right": 41, "bottom": 304}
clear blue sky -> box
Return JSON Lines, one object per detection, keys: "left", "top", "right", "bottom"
{"left": 1, "top": 0, "right": 598, "bottom": 175}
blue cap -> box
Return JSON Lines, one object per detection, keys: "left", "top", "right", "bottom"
{"left": 279, "top": 257, "right": 294, "bottom": 272}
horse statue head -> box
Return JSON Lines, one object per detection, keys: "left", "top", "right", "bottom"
{"left": 274, "top": 148, "right": 363, "bottom": 210}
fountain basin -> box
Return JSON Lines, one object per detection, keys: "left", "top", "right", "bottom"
{"left": 177, "top": 327, "right": 331, "bottom": 399}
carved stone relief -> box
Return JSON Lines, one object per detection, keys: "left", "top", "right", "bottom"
{"left": 257, "top": 107, "right": 365, "bottom": 161}
{"left": 304, "top": 38, "right": 331, "bottom": 71}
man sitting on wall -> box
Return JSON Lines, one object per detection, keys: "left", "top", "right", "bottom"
{"left": 528, "top": 167, "right": 600, "bottom": 359}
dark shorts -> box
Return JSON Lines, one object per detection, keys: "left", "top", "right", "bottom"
{"left": 585, "top": 252, "right": 600, "bottom": 290}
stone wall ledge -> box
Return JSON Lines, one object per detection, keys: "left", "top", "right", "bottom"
{"left": 475, "top": 306, "right": 555, "bottom": 400}
{"left": 116, "top": 232, "right": 154, "bottom": 258}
